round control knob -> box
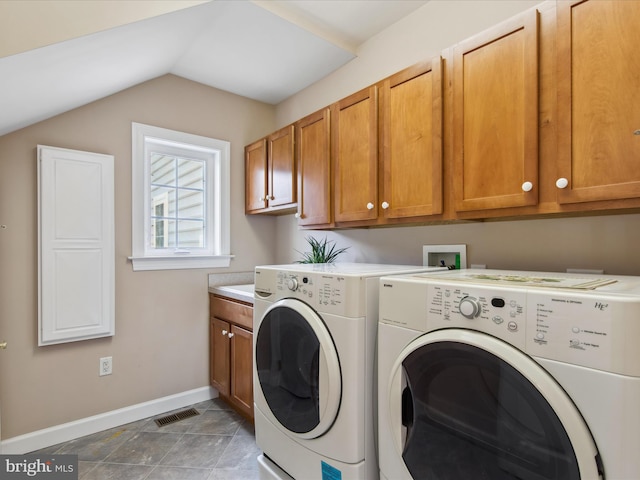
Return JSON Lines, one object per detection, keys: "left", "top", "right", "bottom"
{"left": 556, "top": 177, "right": 569, "bottom": 189}
{"left": 459, "top": 296, "right": 481, "bottom": 319}
{"left": 521, "top": 181, "right": 533, "bottom": 192}
{"left": 287, "top": 278, "right": 298, "bottom": 291}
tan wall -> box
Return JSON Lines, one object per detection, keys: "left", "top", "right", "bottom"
{"left": 0, "top": 74, "right": 276, "bottom": 439}
{"left": 274, "top": 0, "right": 640, "bottom": 275}
{"left": 277, "top": 214, "right": 640, "bottom": 275}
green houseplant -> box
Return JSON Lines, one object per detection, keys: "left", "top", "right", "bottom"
{"left": 296, "top": 236, "right": 350, "bottom": 264}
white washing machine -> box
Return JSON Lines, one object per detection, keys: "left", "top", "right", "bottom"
{"left": 377, "top": 269, "right": 640, "bottom": 480}
{"left": 253, "top": 263, "right": 446, "bottom": 480}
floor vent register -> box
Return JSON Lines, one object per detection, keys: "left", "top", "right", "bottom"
{"left": 154, "top": 407, "right": 200, "bottom": 427}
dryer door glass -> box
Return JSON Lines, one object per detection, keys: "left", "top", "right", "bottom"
{"left": 256, "top": 305, "right": 321, "bottom": 434}
{"left": 401, "top": 341, "right": 580, "bottom": 480}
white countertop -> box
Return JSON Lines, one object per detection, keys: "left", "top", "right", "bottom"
{"left": 209, "top": 284, "right": 254, "bottom": 304}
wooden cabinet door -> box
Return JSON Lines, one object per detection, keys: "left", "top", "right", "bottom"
{"left": 379, "top": 59, "right": 443, "bottom": 219}
{"left": 230, "top": 325, "right": 253, "bottom": 419}
{"left": 268, "top": 125, "right": 296, "bottom": 208}
{"left": 245, "top": 139, "right": 267, "bottom": 213}
{"left": 332, "top": 85, "right": 378, "bottom": 222}
{"left": 296, "top": 108, "right": 332, "bottom": 227}
{"left": 210, "top": 317, "right": 230, "bottom": 397}
{"left": 453, "top": 9, "right": 539, "bottom": 212}
{"left": 557, "top": 0, "right": 640, "bottom": 204}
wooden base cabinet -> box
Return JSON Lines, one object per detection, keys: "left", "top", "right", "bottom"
{"left": 209, "top": 294, "right": 254, "bottom": 420}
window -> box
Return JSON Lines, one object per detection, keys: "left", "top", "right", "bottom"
{"left": 131, "top": 123, "right": 232, "bottom": 271}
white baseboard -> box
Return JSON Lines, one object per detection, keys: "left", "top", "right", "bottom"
{"left": 1, "top": 386, "right": 217, "bottom": 454}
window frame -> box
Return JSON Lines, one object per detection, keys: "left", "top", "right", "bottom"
{"left": 130, "top": 122, "right": 232, "bottom": 271}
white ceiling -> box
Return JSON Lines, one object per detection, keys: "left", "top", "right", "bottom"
{"left": 0, "top": 0, "right": 429, "bottom": 136}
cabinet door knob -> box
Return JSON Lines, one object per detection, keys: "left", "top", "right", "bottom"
{"left": 521, "top": 181, "right": 533, "bottom": 192}
{"left": 366, "top": 202, "right": 374, "bottom": 210}
{"left": 381, "top": 201, "right": 389, "bottom": 209}
{"left": 556, "top": 178, "right": 569, "bottom": 189}
{"left": 294, "top": 212, "right": 301, "bottom": 218}
{"left": 0, "top": 341, "right": 7, "bottom": 350}
{"left": 221, "top": 330, "right": 228, "bottom": 336}
{"left": 228, "top": 332, "right": 235, "bottom": 338}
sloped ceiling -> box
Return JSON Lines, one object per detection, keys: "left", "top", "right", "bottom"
{"left": 0, "top": 0, "right": 429, "bottom": 136}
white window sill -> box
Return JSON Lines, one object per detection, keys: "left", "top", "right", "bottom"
{"left": 128, "top": 255, "right": 234, "bottom": 271}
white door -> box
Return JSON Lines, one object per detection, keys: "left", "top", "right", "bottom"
{"left": 38, "top": 145, "right": 115, "bottom": 345}
{"left": 386, "top": 329, "right": 602, "bottom": 479}
{"left": 254, "top": 298, "right": 341, "bottom": 440}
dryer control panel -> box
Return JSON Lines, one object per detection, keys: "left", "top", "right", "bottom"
{"left": 426, "top": 283, "right": 528, "bottom": 351}
{"left": 524, "top": 291, "right": 640, "bottom": 376}
{"left": 380, "top": 272, "right": 640, "bottom": 377}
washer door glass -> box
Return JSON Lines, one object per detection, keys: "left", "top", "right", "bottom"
{"left": 256, "top": 299, "right": 341, "bottom": 438}
{"left": 392, "top": 331, "right": 601, "bottom": 480}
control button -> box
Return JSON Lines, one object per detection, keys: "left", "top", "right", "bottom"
{"left": 492, "top": 316, "right": 504, "bottom": 325}
{"left": 570, "top": 339, "right": 580, "bottom": 347}
{"left": 536, "top": 332, "right": 545, "bottom": 340}
{"left": 510, "top": 300, "right": 517, "bottom": 308}
{"left": 572, "top": 326, "right": 580, "bottom": 334}
{"left": 303, "top": 277, "right": 309, "bottom": 284}
{"left": 459, "top": 296, "right": 481, "bottom": 319}
{"left": 491, "top": 298, "right": 506, "bottom": 308}
{"left": 287, "top": 278, "right": 298, "bottom": 291}
{"left": 507, "top": 321, "right": 518, "bottom": 332}
{"left": 510, "top": 311, "right": 517, "bottom": 318}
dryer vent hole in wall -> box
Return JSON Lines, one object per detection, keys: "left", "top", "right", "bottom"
{"left": 154, "top": 408, "right": 200, "bottom": 427}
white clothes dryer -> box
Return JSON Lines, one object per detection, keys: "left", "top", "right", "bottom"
{"left": 253, "top": 263, "right": 445, "bottom": 480}
{"left": 377, "top": 269, "right": 640, "bottom": 480}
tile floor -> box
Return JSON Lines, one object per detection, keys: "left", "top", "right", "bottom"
{"left": 34, "top": 398, "right": 261, "bottom": 480}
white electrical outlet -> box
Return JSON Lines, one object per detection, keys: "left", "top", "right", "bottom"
{"left": 99, "top": 356, "right": 112, "bottom": 376}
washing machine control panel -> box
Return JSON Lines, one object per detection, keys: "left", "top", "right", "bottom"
{"left": 427, "top": 284, "right": 528, "bottom": 350}
{"left": 255, "top": 268, "right": 367, "bottom": 317}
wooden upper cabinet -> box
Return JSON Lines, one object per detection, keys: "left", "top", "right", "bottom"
{"left": 245, "top": 125, "right": 296, "bottom": 214}
{"left": 245, "top": 139, "right": 267, "bottom": 213}
{"left": 332, "top": 86, "right": 378, "bottom": 223}
{"left": 379, "top": 58, "right": 443, "bottom": 219}
{"left": 556, "top": 0, "right": 640, "bottom": 204}
{"left": 268, "top": 125, "right": 296, "bottom": 208}
{"left": 453, "top": 9, "right": 539, "bottom": 212}
{"left": 296, "top": 108, "right": 332, "bottom": 227}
